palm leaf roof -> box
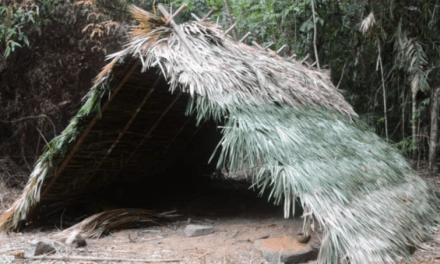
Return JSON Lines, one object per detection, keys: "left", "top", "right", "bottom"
{"left": 1, "top": 5, "right": 438, "bottom": 264}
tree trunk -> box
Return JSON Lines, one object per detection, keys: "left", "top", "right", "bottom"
{"left": 412, "top": 90, "right": 418, "bottom": 166}
{"left": 429, "top": 88, "right": 440, "bottom": 176}
{"left": 402, "top": 89, "right": 405, "bottom": 140}
{"left": 222, "top": 0, "right": 238, "bottom": 41}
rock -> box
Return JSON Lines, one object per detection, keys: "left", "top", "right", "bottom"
{"left": 254, "top": 236, "right": 318, "bottom": 264}
{"left": 27, "top": 239, "right": 56, "bottom": 256}
{"left": 184, "top": 224, "right": 214, "bottom": 237}
{"left": 65, "top": 231, "right": 87, "bottom": 248}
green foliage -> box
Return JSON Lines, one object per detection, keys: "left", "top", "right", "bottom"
{"left": 395, "top": 137, "right": 418, "bottom": 156}
{"left": 0, "top": 5, "right": 35, "bottom": 57}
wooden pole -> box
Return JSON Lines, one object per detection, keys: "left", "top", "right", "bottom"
{"left": 169, "top": 3, "right": 187, "bottom": 23}
{"left": 429, "top": 87, "right": 440, "bottom": 176}
{"left": 264, "top": 41, "right": 274, "bottom": 50}
{"left": 222, "top": 0, "right": 238, "bottom": 40}
{"left": 221, "top": 23, "right": 236, "bottom": 38}
{"left": 239, "top": 32, "right": 251, "bottom": 43}
{"left": 191, "top": 13, "right": 201, "bottom": 21}
{"left": 157, "top": 4, "right": 202, "bottom": 65}
{"left": 202, "top": 7, "right": 218, "bottom": 21}
{"left": 277, "top": 44, "right": 287, "bottom": 54}
{"left": 311, "top": 0, "right": 320, "bottom": 70}
{"left": 300, "top": 53, "right": 310, "bottom": 64}
{"left": 287, "top": 54, "right": 297, "bottom": 60}
{"left": 252, "top": 41, "right": 263, "bottom": 49}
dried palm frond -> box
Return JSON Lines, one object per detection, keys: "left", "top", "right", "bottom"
{"left": 129, "top": 5, "right": 165, "bottom": 37}
{"left": 360, "top": 12, "right": 376, "bottom": 34}
{"left": 54, "top": 209, "right": 179, "bottom": 239}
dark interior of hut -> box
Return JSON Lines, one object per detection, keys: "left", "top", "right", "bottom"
{"left": 30, "top": 65, "right": 301, "bottom": 229}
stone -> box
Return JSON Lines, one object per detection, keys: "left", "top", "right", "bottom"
{"left": 184, "top": 224, "right": 214, "bottom": 237}
{"left": 65, "top": 231, "right": 87, "bottom": 248}
{"left": 27, "top": 239, "right": 56, "bottom": 256}
{"left": 254, "top": 236, "right": 318, "bottom": 264}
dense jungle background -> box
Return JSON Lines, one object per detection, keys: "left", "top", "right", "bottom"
{"left": 0, "top": 0, "right": 439, "bottom": 188}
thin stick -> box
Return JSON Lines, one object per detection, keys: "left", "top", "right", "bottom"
{"left": 300, "top": 53, "right": 310, "bottom": 64}
{"left": 307, "top": 60, "right": 317, "bottom": 69}
{"left": 221, "top": 23, "right": 236, "bottom": 38}
{"left": 276, "top": 44, "right": 287, "bottom": 54}
{"left": 311, "top": 0, "right": 320, "bottom": 69}
{"left": 22, "top": 255, "right": 182, "bottom": 262}
{"left": 158, "top": 4, "right": 202, "bottom": 64}
{"left": 287, "top": 54, "right": 296, "bottom": 60}
{"left": 336, "top": 61, "right": 347, "bottom": 89}
{"left": 223, "top": 0, "right": 238, "bottom": 40}
{"left": 191, "top": 13, "right": 201, "bottom": 21}
{"left": 169, "top": 3, "right": 187, "bottom": 22}
{"left": 239, "top": 32, "right": 251, "bottom": 43}
{"left": 264, "top": 41, "right": 274, "bottom": 49}
{"left": 202, "top": 7, "right": 218, "bottom": 21}
{"left": 252, "top": 41, "right": 263, "bottom": 49}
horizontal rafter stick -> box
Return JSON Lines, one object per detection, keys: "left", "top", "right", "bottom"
{"left": 252, "top": 41, "right": 263, "bottom": 49}
{"left": 191, "top": 13, "right": 201, "bottom": 21}
{"left": 169, "top": 3, "right": 187, "bottom": 23}
{"left": 287, "top": 54, "right": 297, "bottom": 60}
{"left": 221, "top": 23, "right": 236, "bottom": 38}
{"left": 239, "top": 32, "right": 251, "bottom": 43}
{"left": 277, "top": 44, "right": 287, "bottom": 54}
{"left": 158, "top": 4, "right": 202, "bottom": 65}
{"left": 21, "top": 255, "right": 182, "bottom": 262}
{"left": 300, "top": 53, "right": 310, "bottom": 64}
{"left": 201, "top": 7, "right": 218, "bottom": 21}
{"left": 264, "top": 41, "right": 274, "bottom": 49}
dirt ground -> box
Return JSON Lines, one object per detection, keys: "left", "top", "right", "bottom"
{"left": 1, "top": 168, "right": 440, "bottom": 264}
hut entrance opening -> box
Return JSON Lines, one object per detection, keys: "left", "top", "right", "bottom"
{"left": 33, "top": 65, "right": 284, "bottom": 228}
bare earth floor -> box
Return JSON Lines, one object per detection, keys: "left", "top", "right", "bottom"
{"left": 0, "top": 170, "right": 439, "bottom": 263}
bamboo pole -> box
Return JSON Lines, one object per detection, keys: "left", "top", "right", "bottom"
{"left": 157, "top": 4, "right": 202, "bottom": 65}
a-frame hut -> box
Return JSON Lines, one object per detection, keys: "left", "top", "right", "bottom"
{"left": 1, "top": 5, "right": 439, "bottom": 264}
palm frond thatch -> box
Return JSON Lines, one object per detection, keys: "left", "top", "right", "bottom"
{"left": 1, "top": 5, "right": 438, "bottom": 264}
{"left": 53, "top": 209, "right": 178, "bottom": 239}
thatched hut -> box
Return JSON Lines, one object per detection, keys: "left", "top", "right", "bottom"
{"left": 1, "top": 5, "right": 439, "bottom": 264}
